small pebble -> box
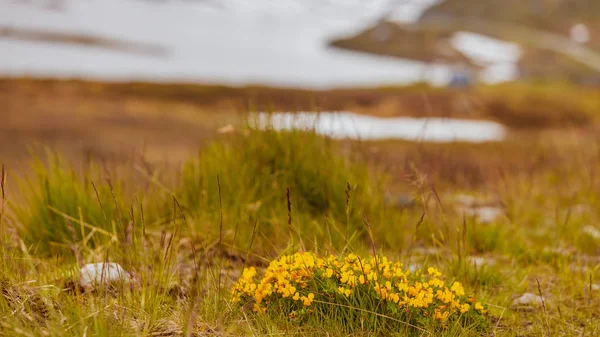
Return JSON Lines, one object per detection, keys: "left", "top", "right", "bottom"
{"left": 512, "top": 292, "right": 544, "bottom": 306}
{"left": 217, "top": 124, "right": 236, "bottom": 134}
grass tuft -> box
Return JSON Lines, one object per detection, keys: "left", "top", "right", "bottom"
{"left": 11, "top": 151, "right": 137, "bottom": 256}
{"left": 176, "top": 127, "right": 390, "bottom": 251}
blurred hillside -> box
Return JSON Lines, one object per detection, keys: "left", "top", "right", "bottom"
{"left": 330, "top": 0, "right": 600, "bottom": 85}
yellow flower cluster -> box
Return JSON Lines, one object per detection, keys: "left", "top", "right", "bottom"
{"left": 231, "top": 252, "right": 321, "bottom": 312}
{"left": 231, "top": 252, "right": 488, "bottom": 322}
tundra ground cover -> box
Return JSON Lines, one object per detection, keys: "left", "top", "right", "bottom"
{"left": 2, "top": 82, "right": 600, "bottom": 335}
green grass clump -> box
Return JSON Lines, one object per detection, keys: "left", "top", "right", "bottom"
{"left": 11, "top": 152, "right": 135, "bottom": 255}
{"left": 231, "top": 252, "right": 489, "bottom": 335}
{"left": 177, "top": 127, "right": 390, "bottom": 249}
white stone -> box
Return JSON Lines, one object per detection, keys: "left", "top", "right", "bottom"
{"left": 512, "top": 293, "right": 544, "bottom": 306}
{"left": 79, "top": 262, "right": 132, "bottom": 290}
{"left": 592, "top": 284, "right": 600, "bottom": 291}
{"left": 570, "top": 23, "right": 590, "bottom": 44}
{"left": 471, "top": 206, "right": 503, "bottom": 223}
{"left": 456, "top": 205, "right": 503, "bottom": 224}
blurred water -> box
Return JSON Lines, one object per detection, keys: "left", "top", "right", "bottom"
{"left": 252, "top": 112, "right": 506, "bottom": 142}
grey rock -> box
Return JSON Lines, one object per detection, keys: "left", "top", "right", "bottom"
{"left": 512, "top": 293, "right": 544, "bottom": 306}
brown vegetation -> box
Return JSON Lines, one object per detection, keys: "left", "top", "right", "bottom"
{"left": 1, "top": 77, "right": 598, "bottom": 192}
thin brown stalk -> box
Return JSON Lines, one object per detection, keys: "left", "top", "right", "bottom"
{"left": 232, "top": 221, "right": 239, "bottom": 250}
{"left": 65, "top": 219, "right": 83, "bottom": 268}
{"left": 138, "top": 198, "right": 146, "bottom": 238}
{"left": 459, "top": 212, "right": 467, "bottom": 262}
{"left": 173, "top": 197, "right": 198, "bottom": 270}
{"left": 217, "top": 174, "right": 224, "bottom": 313}
{"left": 345, "top": 182, "right": 351, "bottom": 211}
{"left": 124, "top": 221, "right": 133, "bottom": 252}
{"left": 362, "top": 213, "right": 384, "bottom": 302}
{"left": 164, "top": 198, "right": 181, "bottom": 264}
{"left": 406, "top": 212, "right": 425, "bottom": 258}
{"left": 345, "top": 182, "right": 352, "bottom": 241}
{"left": 91, "top": 181, "right": 107, "bottom": 222}
{"left": 106, "top": 175, "right": 125, "bottom": 230}
{"left": 362, "top": 213, "right": 378, "bottom": 259}
{"left": 242, "top": 217, "right": 259, "bottom": 272}
{"left": 286, "top": 187, "right": 292, "bottom": 238}
{"left": 0, "top": 164, "right": 5, "bottom": 235}
{"left": 126, "top": 205, "right": 135, "bottom": 251}
{"left": 590, "top": 274, "right": 593, "bottom": 306}
{"left": 172, "top": 196, "right": 202, "bottom": 337}
{"left": 536, "top": 278, "right": 551, "bottom": 336}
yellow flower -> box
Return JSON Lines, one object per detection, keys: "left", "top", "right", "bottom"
{"left": 242, "top": 267, "right": 257, "bottom": 279}
{"left": 427, "top": 267, "right": 442, "bottom": 278}
{"left": 367, "top": 271, "right": 378, "bottom": 281}
{"left": 451, "top": 282, "right": 465, "bottom": 297}
{"left": 434, "top": 309, "right": 450, "bottom": 321}
{"left": 396, "top": 281, "right": 408, "bottom": 293}
{"left": 394, "top": 267, "right": 407, "bottom": 278}
{"left": 475, "top": 302, "right": 487, "bottom": 314}
{"left": 374, "top": 284, "right": 388, "bottom": 300}
{"left": 436, "top": 288, "right": 454, "bottom": 304}
{"left": 338, "top": 286, "right": 352, "bottom": 297}
{"left": 253, "top": 303, "right": 266, "bottom": 314}
{"left": 428, "top": 278, "right": 445, "bottom": 288}
{"left": 301, "top": 293, "right": 315, "bottom": 306}
{"left": 388, "top": 292, "right": 400, "bottom": 303}
{"left": 232, "top": 252, "right": 487, "bottom": 321}
{"left": 359, "top": 274, "right": 366, "bottom": 285}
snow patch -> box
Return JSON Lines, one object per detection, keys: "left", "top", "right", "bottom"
{"left": 0, "top": 0, "right": 454, "bottom": 88}
{"left": 386, "top": 0, "right": 444, "bottom": 24}
{"left": 450, "top": 31, "right": 522, "bottom": 83}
